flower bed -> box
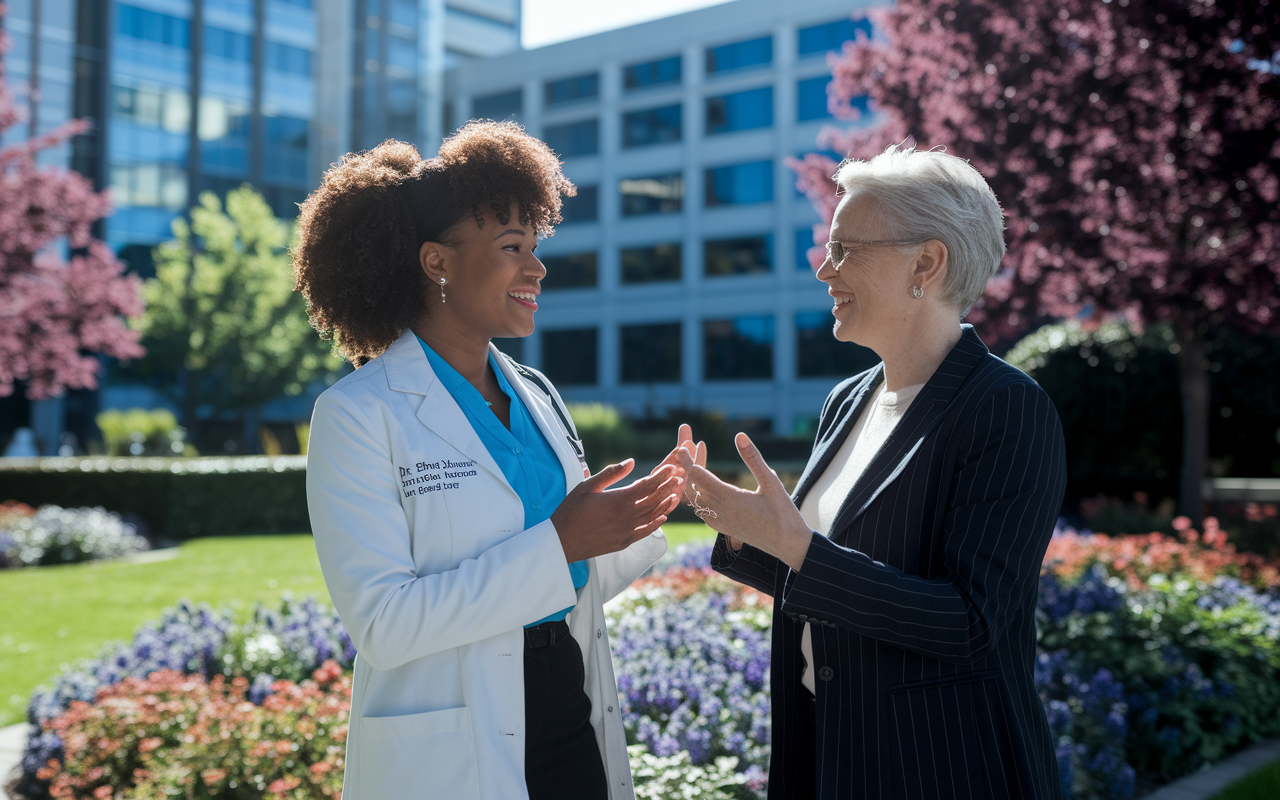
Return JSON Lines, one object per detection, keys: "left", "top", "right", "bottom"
{"left": 0, "top": 503, "right": 148, "bottom": 568}
{"left": 17, "top": 520, "right": 1280, "bottom": 800}
{"left": 19, "top": 597, "right": 354, "bottom": 799}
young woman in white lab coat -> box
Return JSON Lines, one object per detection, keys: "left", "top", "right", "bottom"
{"left": 292, "top": 121, "right": 686, "bottom": 800}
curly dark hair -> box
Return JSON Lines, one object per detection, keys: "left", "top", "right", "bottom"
{"left": 293, "top": 120, "right": 575, "bottom": 366}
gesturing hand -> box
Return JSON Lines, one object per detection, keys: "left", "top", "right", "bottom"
{"left": 676, "top": 432, "right": 814, "bottom": 572}
{"left": 551, "top": 460, "right": 685, "bottom": 562}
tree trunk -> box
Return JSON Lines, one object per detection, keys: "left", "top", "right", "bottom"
{"left": 1176, "top": 332, "right": 1210, "bottom": 524}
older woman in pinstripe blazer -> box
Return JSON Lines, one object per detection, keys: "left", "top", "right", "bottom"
{"left": 675, "top": 144, "right": 1067, "bottom": 800}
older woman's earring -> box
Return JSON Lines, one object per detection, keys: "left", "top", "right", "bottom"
{"left": 439, "top": 277, "right": 447, "bottom": 303}
{"left": 911, "top": 285, "right": 924, "bottom": 299}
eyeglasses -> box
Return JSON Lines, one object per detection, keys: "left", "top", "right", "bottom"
{"left": 824, "top": 239, "right": 928, "bottom": 270}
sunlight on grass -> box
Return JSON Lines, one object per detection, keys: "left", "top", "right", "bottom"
{"left": 0, "top": 535, "right": 325, "bottom": 727}
{"left": 662, "top": 522, "right": 717, "bottom": 550}
{"left": 1209, "top": 758, "right": 1280, "bottom": 800}
{"left": 0, "top": 526, "right": 719, "bottom": 728}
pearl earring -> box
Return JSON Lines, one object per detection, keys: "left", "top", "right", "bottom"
{"left": 439, "top": 277, "right": 447, "bottom": 303}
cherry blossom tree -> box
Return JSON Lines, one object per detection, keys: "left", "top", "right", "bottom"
{"left": 790, "top": 0, "right": 1280, "bottom": 521}
{"left": 0, "top": 25, "right": 144, "bottom": 400}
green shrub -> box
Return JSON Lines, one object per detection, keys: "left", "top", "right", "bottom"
{"left": 568, "top": 403, "right": 641, "bottom": 470}
{"left": 95, "top": 408, "right": 195, "bottom": 456}
{"left": 0, "top": 457, "right": 308, "bottom": 540}
{"left": 1005, "top": 322, "right": 1280, "bottom": 505}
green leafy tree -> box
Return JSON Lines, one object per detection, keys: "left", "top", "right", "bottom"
{"left": 136, "top": 187, "right": 343, "bottom": 450}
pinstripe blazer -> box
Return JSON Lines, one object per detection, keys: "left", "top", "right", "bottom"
{"left": 712, "top": 325, "right": 1066, "bottom": 800}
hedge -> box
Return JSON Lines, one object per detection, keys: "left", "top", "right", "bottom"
{"left": 0, "top": 456, "right": 308, "bottom": 541}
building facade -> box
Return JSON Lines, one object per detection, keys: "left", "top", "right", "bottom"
{"left": 447, "top": 0, "right": 880, "bottom": 436}
{"left": 1, "top": 0, "right": 520, "bottom": 453}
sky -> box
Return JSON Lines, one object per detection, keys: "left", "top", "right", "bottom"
{"left": 522, "top": 0, "right": 736, "bottom": 49}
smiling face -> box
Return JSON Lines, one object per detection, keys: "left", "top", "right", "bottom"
{"left": 815, "top": 192, "right": 923, "bottom": 348}
{"left": 419, "top": 201, "right": 546, "bottom": 344}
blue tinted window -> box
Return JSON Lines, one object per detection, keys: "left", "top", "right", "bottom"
{"left": 796, "top": 311, "right": 880, "bottom": 377}
{"left": 704, "top": 316, "right": 774, "bottom": 380}
{"left": 541, "top": 328, "right": 597, "bottom": 386}
{"left": 545, "top": 73, "right": 599, "bottom": 106}
{"left": 705, "top": 160, "right": 773, "bottom": 207}
{"left": 543, "top": 119, "right": 598, "bottom": 158}
{"left": 621, "top": 244, "right": 681, "bottom": 283}
{"left": 473, "top": 88, "right": 522, "bottom": 120}
{"left": 706, "top": 86, "right": 772, "bottom": 135}
{"left": 797, "top": 17, "right": 872, "bottom": 56}
{"left": 797, "top": 76, "right": 830, "bottom": 121}
{"left": 205, "top": 27, "right": 252, "bottom": 62}
{"left": 542, "top": 252, "right": 598, "bottom": 289}
{"left": 622, "top": 104, "right": 682, "bottom": 148}
{"left": 118, "top": 5, "right": 190, "bottom": 48}
{"left": 704, "top": 235, "right": 772, "bottom": 276}
{"left": 621, "top": 323, "right": 681, "bottom": 383}
{"left": 620, "top": 173, "right": 684, "bottom": 216}
{"left": 796, "top": 227, "right": 819, "bottom": 271}
{"left": 266, "top": 41, "right": 310, "bottom": 75}
{"left": 264, "top": 115, "right": 309, "bottom": 185}
{"left": 799, "top": 77, "right": 870, "bottom": 121}
{"left": 624, "top": 56, "right": 682, "bottom": 90}
{"left": 706, "top": 35, "right": 772, "bottom": 74}
{"left": 560, "top": 185, "right": 598, "bottom": 224}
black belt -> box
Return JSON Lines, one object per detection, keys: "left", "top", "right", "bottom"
{"left": 525, "top": 619, "right": 571, "bottom": 649}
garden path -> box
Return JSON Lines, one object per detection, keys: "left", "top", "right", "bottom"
{"left": 0, "top": 722, "right": 29, "bottom": 800}
{"left": 1137, "top": 738, "right": 1280, "bottom": 800}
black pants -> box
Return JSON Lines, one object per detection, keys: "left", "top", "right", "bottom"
{"left": 523, "top": 620, "right": 608, "bottom": 800}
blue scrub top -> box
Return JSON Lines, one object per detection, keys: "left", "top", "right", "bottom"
{"left": 417, "top": 337, "right": 588, "bottom": 626}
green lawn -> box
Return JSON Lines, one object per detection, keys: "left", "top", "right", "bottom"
{"left": 662, "top": 521, "right": 716, "bottom": 550}
{"left": 0, "top": 535, "right": 327, "bottom": 728}
{"left": 1210, "top": 757, "right": 1280, "bottom": 800}
{"left": 0, "top": 524, "right": 716, "bottom": 729}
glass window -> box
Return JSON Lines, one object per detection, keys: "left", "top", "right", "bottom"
{"left": 704, "top": 316, "right": 773, "bottom": 380}
{"left": 797, "top": 17, "right": 873, "bottom": 57}
{"left": 706, "top": 86, "right": 773, "bottom": 134}
{"left": 622, "top": 104, "right": 682, "bottom": 148}
{"left": 560, "top": 185, "right": 598, "bottom": 224}
{"left": 112, "top": 84, "right": 190, "bottom": 133}
{"left": 264, "top": 115, "right": 309, "bottom": 186}
{"left": 705, "top": 160, "right": 773, "bottom": 207}
{"left": 544, "top": 73, "right": 599, "bottom": 106}
{"left": 266, "top": 41, "right": 311, "bottom": 76}
{"left": 619, "top": 173, "right": 683, "bottom": 216}
{"left": 796, "top": 311, "right": 880, "bottom": 377}
{"left": 705, "top": 235, "right": 772, "bottom": 277}
{"left": 621, "top": 323, "right": 682, "bottom": 384}
{"left": 798, "top": 76, "right": 869, "bottom": 122}
{"left": 541, "top": 328, "right": 597, "bottom": 386}
{"left": 705, "top": 35, "right": 772, "bottom": 74}
{"left": 117, "top": 4, "right": 190, "bottom": 48}
{"left": 205, "top": 27, "right": 252, "bottom": 62}
{"left": 542, "top": 252, "right": 598, "bottom": 289}
{"left": 797, "top": 76, "right": 829, "bottom": 121}
{"left": 493, "top": 337, "right": 524, "bottom": 361}
{"left": 472, "top": 88, "right": 522, "bottom": 120}
{"left": 621, "top": 243, "right": 681, "bottom": 284}
{"left": 796, "top": 227, "right": 820, "bottom": 271}
{"left": 544, "top": 119, "right": 598, "bottom": 158}
{"left": 624, "top": 55, "right": 681, "bottom": 91}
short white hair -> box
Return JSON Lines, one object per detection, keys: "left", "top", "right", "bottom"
{"left": 834, "top": 143, "right": 1005, "bottom": 313}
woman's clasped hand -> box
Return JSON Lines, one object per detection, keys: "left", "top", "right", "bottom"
{"left": 673, "top": 423, "right": 814, "bottom": 571}
{"left": 551, "top": 455, "right": 687, "bottom": 562}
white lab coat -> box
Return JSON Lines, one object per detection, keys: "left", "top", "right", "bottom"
{"left": 306, "top": 329, "right": 665, "bottom": 800}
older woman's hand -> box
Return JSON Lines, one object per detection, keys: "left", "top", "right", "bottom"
{"left": 677, "top": 431, "right": 814, "bottom": 572}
